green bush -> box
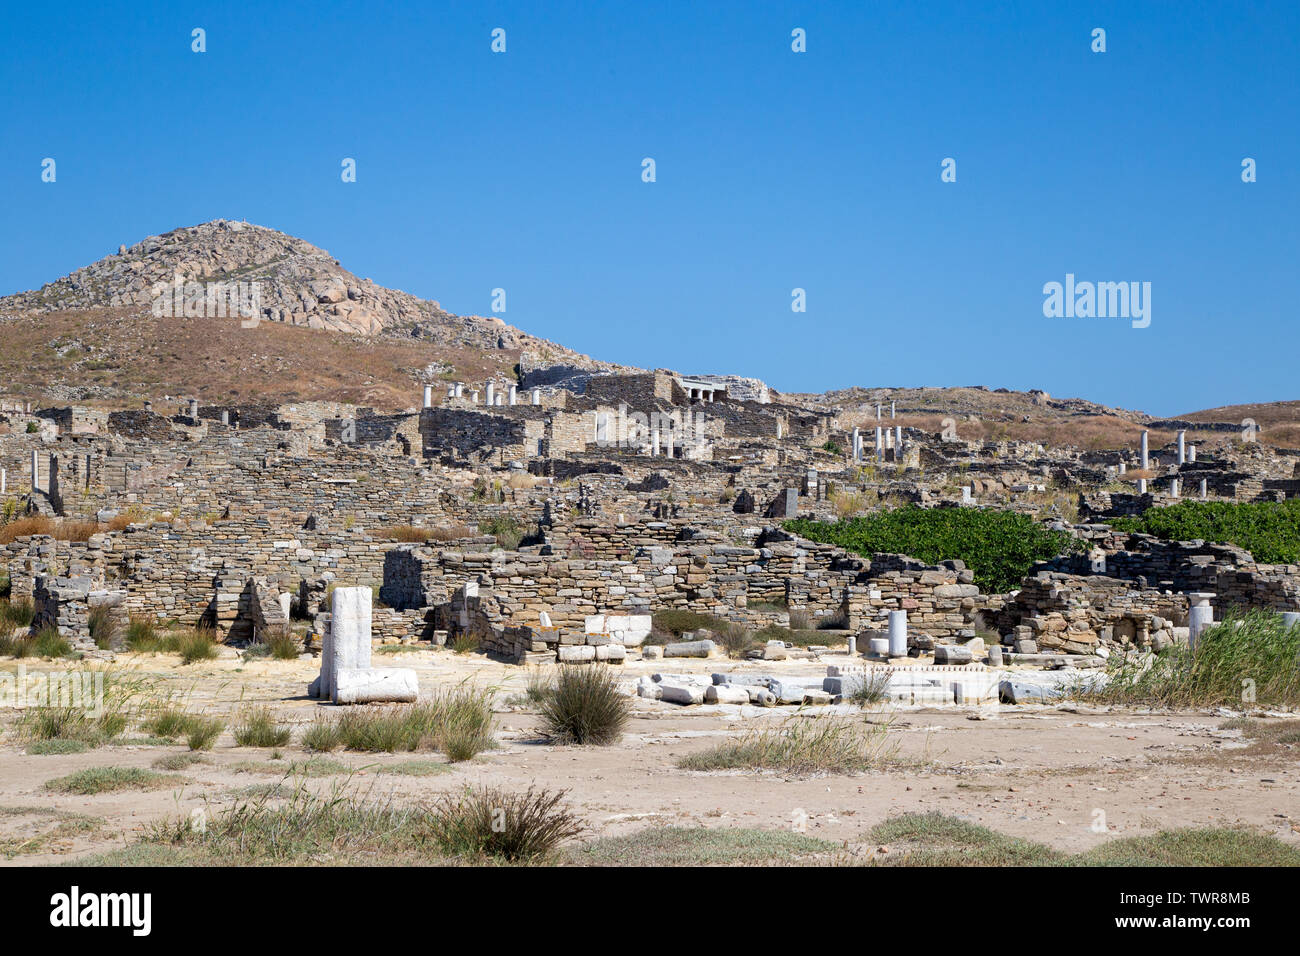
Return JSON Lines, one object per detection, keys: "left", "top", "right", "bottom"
{"left": 45, "top": 767, "right": 182, "bottom": 795}
{"left": 4, "top": 625, "right": 77, "bottom": 659}
{"left": 679, "top": 715, "right": 895, "bottom": 775}
{"left": 539, "top": 665, "right": 631, "bottom": 745}
{"left": 1109, "top": 499, "right": 1300, "bottom": 564}
{"left": 651, "top": 609, "right": 728, "bottom": 637}
{"left": 142, "top": 708, "right": 202, "bottom": 739}
{"left": 245, "top": 629, "right": 300, "bottom": 660}
{"left": 479, "top": 516, "right": 526, "bottom": 550}
{"left": 786, "top": 507, "right": 1080, "bottom": 592}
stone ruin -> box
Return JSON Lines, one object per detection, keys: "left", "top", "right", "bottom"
{"left": 4, "top": 375, "right": 1300, "bottom": 709}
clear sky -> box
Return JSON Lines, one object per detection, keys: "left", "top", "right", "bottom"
{"left": 2, "top": 1, "right": 1296, "bottom": 416}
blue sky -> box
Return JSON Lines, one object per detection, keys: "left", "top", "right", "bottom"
{"left": 2, "top": 1, "right": 1296, "bottom": 416}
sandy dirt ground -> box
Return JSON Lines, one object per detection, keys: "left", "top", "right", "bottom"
{"left": 1, "top": 648, "right": 1297, "bottom": 865}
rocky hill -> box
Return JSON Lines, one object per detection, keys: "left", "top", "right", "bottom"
{"left": 2, "top": 221, "right": 1296, "bottom": 445}
{"left": 0, "top": 219, "right": 619, "bottom": 368}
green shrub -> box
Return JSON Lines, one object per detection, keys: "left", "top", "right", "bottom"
{"left": 478, "top": 516, "right": 526, "bottom": 550}
{"left": 651, "top": 609, "right": 727, "bottom": 637}
{"left": 427, "top": 684, "right": 497, "bottom": 761}
{"left": 450, "top": 632, "right": 480, "bottom": 655}
{"left": 152, "top": 752, "right": 208, "bottom": 771}
{"left": 1, "top": 619, "right": 72, "bottom": 658}
{"left": 232, "top": 706, "right": 293, "bottom": 747}
{"left": 263, "top": 629, "right": 300, "bottom": 660}
{"left": 422, "top": 786, "right": 583, "bottom": 861}
{"left": 846, "top": 669, "right": 891, "bottom": 707}
{"left": 128, "top": 783, "right": 431, "bottom": 865}
{"left": 524, "top": 665, "right": 554, "bottom": 705}
{"left": 1109, "top": 499, "right": 1300, "bottom": 564}
{"left": 27, "top": 738, "right": 89, "bottom": 755}
{"left": 786, "top": 507, "right": 1081, "bottom": 592}
{"left": 142, "top": 708, "right": 201, "bottom": 739}
{"left": 539, "top": 665, "right": 631, "bottom": 746}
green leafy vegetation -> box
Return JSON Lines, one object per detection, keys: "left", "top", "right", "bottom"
{"left": 479, "top": 515, "right": 527, "bottom": 550}
{"left": 1109, "top": 499, "right": 1300, "bottom": 564}
{"left": 185, "top": 717, "right": 225, "bottom": 751}
{"left": 786, "top": 507, "right": 1080, "bottom": 592}
{"left": 123, "top": 620, "right": 220, "bottom": 663}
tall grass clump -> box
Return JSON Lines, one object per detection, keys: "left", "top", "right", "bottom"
{"left": 245, "top": 628, "right": 300, "bottom": 661}
{"left": 89, "top": 605, "right": 122, "bottom": 651}
{"left": 301, "top": 720, "right": 343, "bottom": 752}
{"left": 651, "top": 609, "right": 725, "bottom": 637}
{"left": 846, "top": 669, "right": 892, "bottom": 707}
{"left": 232, "top": 705, "right": 293, "bottom": 747}
{"left": 45, "top": 766, "right": 182, "bottom": 796}
{"left": 524, "top": 665, "right": 555, "bottom": 705}
{"left": 423, "top": 786, "right": 583, "bottom": 861}
{"left": 17, "top": 670, "right": 139, "bottom": 746}
{"left": 450, "top": 631, "right": 480, "bottom": 655}
{"left": 679, "top": 714, "right": 895, "bottom": 775}
{"left": 716, "top": 622, "right": 756, "bottom": 657}
{"left": 327, "top": 686, "right": 496, "bottom": 760}
{"left": 427, "top": 683, "right": 497, "bottom": 761}
{"left": 174, "top": 626, "right": 219, "bottom": 664}
{"left": 185, "top": 717, "right": 225, "bottom": 751}
{"left": 141, "top": 782, "right": 431, "bottom": 865}
{"left": 538, "top": 665, "right": 631, "bottom": 746}
{"left": 124, "top": 614, "right": 160, "bottom": 651}
{"left": 3, "top": 625, "right": 76, "bottom": 659}
{"left": 0, "top": 597, "right": 35, "bottom": 631}
{"left": 1087, "top": 609, "right": 1300, "bottom": 709}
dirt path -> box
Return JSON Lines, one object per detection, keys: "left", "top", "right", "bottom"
{"left": 2, "top": 650, "right": 1296, "bottom": 864}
